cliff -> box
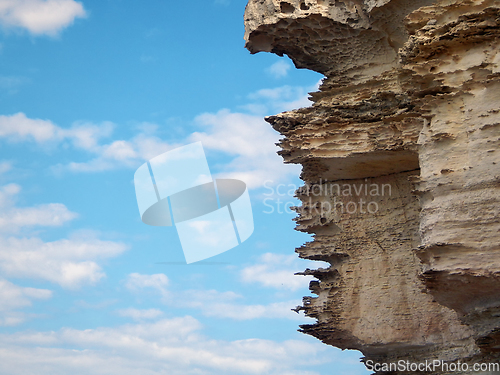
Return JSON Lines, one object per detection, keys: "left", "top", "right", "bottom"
{"left": 244, "top": 0, "right": 500, "bottom": 372}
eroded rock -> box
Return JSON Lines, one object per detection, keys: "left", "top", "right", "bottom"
{"left": 245, "top": 0, "right": 500, "bottom": 372}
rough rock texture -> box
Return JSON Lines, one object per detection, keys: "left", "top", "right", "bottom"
{"left": 245, "top": 0, "right": 500, "bottom": 372}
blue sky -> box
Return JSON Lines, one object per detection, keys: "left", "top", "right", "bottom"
{"left": 0, "top": 1, "right": 366, "bottom": 374}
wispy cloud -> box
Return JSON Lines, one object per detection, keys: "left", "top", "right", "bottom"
{"left": 246, "top": 82, "right": 320, "bottom": 114}
{"left": 116, "top": 308, "right": 164, "bottom": 321}
{"left": 190, "top": 109, "right": 300, "bottom": 189}
{"left": 0, "top": 75, "right": 29, "bottom": 94}
{"left": 0, "top": 113, "right": 113, "bottom": 146}
{"left": 0, "top": 80, "right": 318, "bottom": 187}
{"left": 65, "top": 134, "right": 176, "bottom": 172}
{"left": 0, "top": 185, "right": 127, "bottom": 289}
{"left": 0, "top": 278, "right": 52, "bottom": 326}
{"left": 0, "top": 0, "right": 87, "bottom": 36}
{"left": 181, "top": 291, "right": 305, "bottom": 321}
{"left": 240, "top": 253, "right": 328, "bottom": 292}
{"left": 0, "top": 203, "right": 77, "bottom": 231}
{"left": 0, "top": 113, "right": 175, "bottom": 172}
{"left": 1, "top": 109, "right": 298, "bottom": 188}
{"left": 0, "top": 183, "right": 78, "bottom": 232}
{"left": 266, "top": 60, "right": 292, "bottom": 79}
{"left": 125, "top": 273, "right": 169, "bottom": 298}
{"left": 0, "top": 161, "right": 11, "bottom": 175}
{"left": 124, "top": 272, "right": 307, "bottom": 321}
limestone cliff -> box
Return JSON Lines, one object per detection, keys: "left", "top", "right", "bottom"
{"left": 244, "top": 0, "right": 500, "bottom": 372}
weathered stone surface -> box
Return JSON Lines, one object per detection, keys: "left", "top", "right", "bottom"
{"left": 245, "top": 0, "right": 500, "bottom": 372}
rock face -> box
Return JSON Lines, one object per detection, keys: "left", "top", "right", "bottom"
{"left": 244, "top": 0, "right": 500, "bottom": 372}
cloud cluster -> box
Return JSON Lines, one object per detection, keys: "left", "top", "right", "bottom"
{"left": 125, "top": 273, "right": 169, "bottom": 297}
{"left": 0, "top": 110, "right": 296, "bottom": 188}
{"left": 67, "top": 133, "right": 176, "bottom": 172}
{"left": 0, "top": 79, "right": 316, "bottom": 188}
{"left": 0, "top": 182, "right": 129, "bottom": 327}
{"left": 0, "top": 316, "right": 334, "bottom": 375}
{"left": 0, "top": 183, "right": 78, "bottom": 232}
{"left": 0, "top": 0, "right": 86, "bottom": 36}
{"left": 0, "top": 113, "right": 175, "bottom": 172}
{"left": 178, "top": 288, "right": 298, "bottom": 321}
{"left": 116, "top": 308, "right": 164, "bottom": 321}
{"left": 191, "top": 109, "right": 299, "bottom": 189}
{"left": 0, "top": 78, "right": 316, "bottom": 187}
{"left": 240, "top": 253, "right": 316, "bottom": 292}
{"left": 124, "top": 272, "right": 307, "bottom": 321}
{"left": 0, "top": 278, "right": 52, "bottom": 326}
{"left": 0, "top": 235, "right": 128, "bottom": 289}
{"left": 0, "top": 183, "right": 128, "bottom": 290}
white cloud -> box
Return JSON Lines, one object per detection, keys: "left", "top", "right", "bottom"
{"left": 0, "top": 234, "right": 128, "bottom": 289}
{"left": 0, "top": 75, "right": 28, "bottom": 94}
{"left": 0, "top": 317, "right": 335, "bottom": 375}
{"left": 0, "top": 161, "right": 11, "bottom": 175}
{"left": 63, "top": 121, "right": 115, "bottom": 150}
{"left": 0, "top": 203, "right": 78, "bottom": 231}
{"left": 0, "top": 87, "right": 315, "bottom": 184}
{"left": 0, "top": 113, "right": 174, "bottom": 172}
{"left": 249, "top": 86, "right": 298, "bottom": 101}
{"left": 240, "top": 80, "right": 323, "bottom": 118}
{"left": 0, "top": 0, "right": 86, "bottom": 36}
{"left": 0, "top": 82, "right": 318, "bottom": 185}
{"left": 101, "top": 140, "right": 138, "bottom": 161}
{"left": 266, "top": 60, "right": 292, "bottom": 79}
{"left": 65, "top": 134, "right": 176, "bottom": 172}
{"left": 241, "top": 253, "right": 329, "bottom": 292}
{"left": 116, "top": 308, "right": 164, "bottom": 321}
{"left": 0, "top": 112, "right": 60, "bottom": 142}
{"left": 188, "top": 296, "right": 305, "bottom": 321}
{"left": 0, "top": 183, "right": 77, "bottom": 232}
{"left": 192, "top": 110, "right": 275, "bottom": 158}
{"left": 125, "top": 275, "right": 306, "bottom": 321}
{"left": 0, "top": 278, "right": 52, "bottom": 326}
{"left": 0, "top": 183, "right": 127, "bottom": 300}
{"left": 191, "top": 109, "right": 300, "bottom": 189}
{"left": 247, "top": 83, "right": 319, "bottom": 114}
{"left": 0, "top": 113, "right": 113, "bottom": 147}
{"left": 0, "top": 183, "right": 19, "bottom": 207}
{"left": 125, "top": 273, "right": 169, "bottom": 297}
{"left": 74, "top": 299, "right": 117, "bottom": 310}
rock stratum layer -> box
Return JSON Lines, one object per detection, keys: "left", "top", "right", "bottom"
{"left": 244, "top": 0, "right": 500, "bottom": 373}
